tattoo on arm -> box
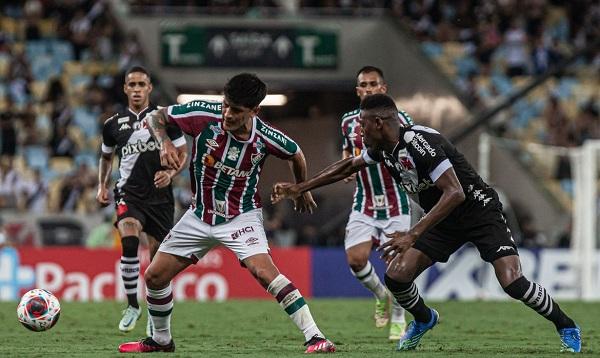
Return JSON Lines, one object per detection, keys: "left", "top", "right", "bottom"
{"left": 148, "top": 108, "right": 171, "bottom": 144}
{"left": 98, "top": 153, "right": 113, "bottom": 187}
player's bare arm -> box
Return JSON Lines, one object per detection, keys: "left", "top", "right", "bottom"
{"left": 287, "top": 150, "right": 317, "bottom": 213}
{"left": 96, "top": 151, "right": 114, "bottom": 206}
{"left": 378, "top": 167, "right": 465, "bottom": 262}
{"left": 272, "top": 156, "right": 367, "bottom": 204}
{"left": 147, "top": 107, "right": 180, "bottom": 170}
{"left": 154, "top": 144, "right": 188, "bottom": 189}
{"left": 341, "top": 149, "right": 357, "bottom": 183}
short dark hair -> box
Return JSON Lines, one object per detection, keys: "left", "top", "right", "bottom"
{"left": 356, "top": 66, "right": 384, "bottom": 80}
{"left": 125, "top": 66, "right": 151, "bottom": 82}
{"left": 360, "top": 93, "right": 397, "bottom": 113}
{"left": 224, "top": 73, "right": 267, "bottom": 109}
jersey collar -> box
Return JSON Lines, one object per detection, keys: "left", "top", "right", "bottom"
{"left": 128, "top": 105, "right": 151, "bottom": 120}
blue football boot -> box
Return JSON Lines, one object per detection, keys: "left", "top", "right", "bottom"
{"left": 559, "top": 325, "right": 581, "bottom": 353}
{"left": 396, "top": 308, "right": 439, "bottom": 351}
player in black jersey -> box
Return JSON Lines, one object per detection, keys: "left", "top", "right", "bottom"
{"left": 96, "top": 66, "right": 188, "bottom": 334}
{"left": 272, "top": 94, "right": 581, "bottom": 353}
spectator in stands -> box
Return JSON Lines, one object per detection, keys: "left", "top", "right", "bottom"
{"left": 0, "top": 100, "right": 18, "bottom": 158}
{"left": 544, "top": 95, "right": 575, "bottom": 147}
{"left": 59, "top": 162, "right": 96, "bottom": 212}
{"left": 20, "top": 168, "right": 48, "bottom": 214}
{"left": 0, "top": 156, "right": 21, "bottom": 209}
{"left": 503, "top": 17, "right": 530, "bottom": 77}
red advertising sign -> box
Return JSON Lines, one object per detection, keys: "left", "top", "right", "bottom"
{"left": 16, "top": 247, "right": 311, "bottom": 301}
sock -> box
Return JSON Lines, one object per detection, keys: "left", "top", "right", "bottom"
{"left": 120, "top": 235, "right": 140, "bottom": 309}
{"left": 267, "top": 274, "right": 323, "bottom": 341}
{"left": 385, "top": 275, "right": 432, "bottom": 323}
{"left": 390, "top": 297, "right": 406, "bottom": 324}
{"left": 503, "top": 276, "right": 576, "bottom": 330}
{"left": 351, "top": 261, "right": 389, "bottom": 301}
{"left": 147, "top": 284, "right": 173, "bottom": 345}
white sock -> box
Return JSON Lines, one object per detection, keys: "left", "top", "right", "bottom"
{"left": 267, "top": 274, "right": 323, "bottom": 341}
{"left": 351, "top": 261, "right": 388, "bottom": 301}
{"left": 390, "top": 297, "right": 406, "bottom": 324}
{"left": 147, "top": 284, "right": 173, "bottom": 345}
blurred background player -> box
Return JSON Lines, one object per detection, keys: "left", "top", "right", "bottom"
{"left": 340, "top": 66, "right": 412, "bottom": 339}
{"left": 272, "top": 93, "right": 581, "bottom": 353}
{"left": 118, "top": 73, "right": 335, "bottom": 354}
{"left": 96, "top": 66, "right": 188, "bottom": 335}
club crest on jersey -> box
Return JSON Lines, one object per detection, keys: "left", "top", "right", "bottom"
{"left": 251, "top": 152, "right": 265, "bottom": 166}
{"left": 215, "top": 200, "right": 226, "bottom": 213}
{"left": 133, "top": 121, "right": 142, "bottom": 131}
{"left": 119, "top": 123, "right": 131, "bottom": 131}
{"left": 206, "top": 139, "right": 219, "bottom": 150}
{"left": 399, "top": 157, "right": 414, "bottom": 170}
{"left": 227, "top": 147, "right": 240, "bottom": 161}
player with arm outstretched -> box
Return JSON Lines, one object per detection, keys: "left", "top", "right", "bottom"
{"left": 272, "top": 93, "right": 581, "bottom": 353}
{"left": 118, "top": 73, "right": 335, "bottom": 354}
{"left": 340, "top": 66, "right": 413, "bottom": 339}
{"left": 97, "top": 66, "right": 187, "bottom": 335}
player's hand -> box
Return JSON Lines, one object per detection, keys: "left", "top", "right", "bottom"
{"left": 154, "top": 170, "right": 172, "bottom": 189}
{"left": 343, "top": 173, "right": 357, "bottom": 183}
{"left": 96, "top": 186, "right": 110, "bottom": 206}
{"left": 159, "top": 140, "right": 180, "bottom": 170}
{"left": 271, "top": 182, "right": 301, "bottom": 204}
{"left": 293, "top": 191, "right": 317, "bottom": 213}
{"left": 377, "top": 231, "right": 418, "bottom": 264}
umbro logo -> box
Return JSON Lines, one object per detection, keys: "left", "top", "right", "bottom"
{"left": 206, "top": 139, "right": 219, "bottom": 150}
{"left": 348, "top": 132, "right": 358, "bottom": 139}
{"left": 496, "top": 246, "right": 514, "bottom": 253}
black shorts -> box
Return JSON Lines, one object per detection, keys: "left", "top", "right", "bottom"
{"left": 412, "top": 206, "right": 518, "bottom": 263}
{"left": 115, "top": 199, "right": 174, "bottom": 242}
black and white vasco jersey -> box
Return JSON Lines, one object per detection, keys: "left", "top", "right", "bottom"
{"left": 363, "top": 125, "right": 500, "bottom": 228}
{"left": 101, "top": 105, "right": 186, "bottom": 204}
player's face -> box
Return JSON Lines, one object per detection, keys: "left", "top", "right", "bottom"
{"left": 356, "top": 71, "right": 387, "bottom": 101}
{"left": 124, "top": 72, "right": 152, "bottom": 109}
{"left": 358, "top": 110, "right": 383, "bottom": 150}
{"left": 222, "top": 98, "right": 257, "bottom": 132}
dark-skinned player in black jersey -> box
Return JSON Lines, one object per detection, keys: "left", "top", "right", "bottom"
{"left": 271, "top": 93, "right": 581, "bottom": 353}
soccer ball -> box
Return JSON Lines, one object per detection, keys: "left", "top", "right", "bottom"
{"left": 17, "top": 289, "right": 61, "bottom": 332}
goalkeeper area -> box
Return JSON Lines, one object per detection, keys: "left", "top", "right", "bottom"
{"left": 1, "top": 299, "right": 597, "bottom": 357}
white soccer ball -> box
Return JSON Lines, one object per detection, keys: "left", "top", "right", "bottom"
{"left": 17, "top": 289, "right": 61, "bottom": 332}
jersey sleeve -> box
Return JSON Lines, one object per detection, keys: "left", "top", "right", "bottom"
{"left": 166, "top": 124, "right": 186, "bottom": 148}
{"left": 167, "top": 101, "right": 221, "bottom": 137}
{"left": 362, "top": 148, "right": 383, "bottom": 164}
{"left": 405, "top": 131, "right": 452, "bottom": 182}
{"left": 341, "top": 118, "right": 351, "bottom": 152}
{"left": 101, "top": 117, "right": 116, "bottom": 154}
{"left": 259, "top": 121, "right": 300, "bottom": 159}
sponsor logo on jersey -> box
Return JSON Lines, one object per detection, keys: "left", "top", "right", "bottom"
{"left": 206, "top": 139, "right": 219, "bottom": 150}
{"left": 231, "top": 226, "right": 255, "bottom": 240}
{"left": 210, "top": 124, "right": 223, "bottom": 135}
{"left": 116, "top": 199, "right": 128, "bottom": 216}
{"left": 202, "top": 154, "right": 251, "bottom": 177}
{"left": 251, "top": 152, "right": 265, "bottom": 166}
{"left": 496, "top": 245, "right": 514, "bottom": 253}
{"left": 121, "top": 139, "right": 161, "bottom": 157}
{"left": 245, "top": 237, "right": 259, "bottom": 246}
{"left": 227, "top": 147, "right": 240, "bottom": 161}
{"left": 259, "top": 126, "right": 287, "bottom": 145}
{"left": 119, "top": 123, "right": 131, "bottom": 131}
{"left": 117, "top": 116, "right": 129, "bottom": 124}
{"left": 253, "top": 140, "right": 265, "bottom": 151}
{"left": 186, "top": 100, "right": 221, "bottom": 112}
{"left": 399, "top": 179, "right": 435, "bottom": 194}
{"left": 412, "top": 133, "right": 437, "bottom": 157}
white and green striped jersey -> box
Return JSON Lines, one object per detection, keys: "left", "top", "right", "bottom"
{"left": 168, "top": 100, "right": 299, "bottom": 225}
{"left": 341, "top": 108, "right": 413, "bottom": 219}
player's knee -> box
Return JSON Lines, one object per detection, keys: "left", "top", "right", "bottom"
{"left": 346, "top": 254, "right": 368, "bottom": 273}
{"left": 144, "top": 267, "right": 166, "bottom": 290}
{"left": 386, "top": 259, "right": 415, "bottom": 282}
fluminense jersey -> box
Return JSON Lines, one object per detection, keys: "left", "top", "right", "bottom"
{"left": 102, "top": 105, "right": 186, "bottom": 204}
{"left": 168, "top": 100, "right": 300, "bottom": 225}
{"left": 341, "top": 108, "right": 414, "bottom": 219}
{"left": 363, "top": 125, "right": 501, "bottom": 229}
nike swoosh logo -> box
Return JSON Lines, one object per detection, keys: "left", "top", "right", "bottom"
{"left": 123, "top": 316, "right": 135, "bottom": 327}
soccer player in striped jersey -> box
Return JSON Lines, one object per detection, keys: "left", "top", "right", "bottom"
{"left": 272, "top": 94, "right": 581, "bottom": 353}
{"left": 97, "top": 66, "right": 188, "bottom": 335}
{"left": 340, "top": 66, "right": 411, "bottom": 340}
{"left": 118, "top": 73, "right": 335, "bottom": 354}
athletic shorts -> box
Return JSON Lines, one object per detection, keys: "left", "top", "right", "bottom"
{"left": 345, "top": 211, "right": 411, "bottom": 250}
{"left": 412, "top": 205, "right": 518, "bottom": 263}
{"left": 115, "top": 198, "right": 173, "bottom": 241}
{"left": 158, "top": 208, "right": 269, "bottom": 262}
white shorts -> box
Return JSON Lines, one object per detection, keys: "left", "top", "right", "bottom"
{"left": 344, "top": 211, "right": 411, "bottom": 250}
{"left": 159, "top": 208, "right": 269, "bottom": 262}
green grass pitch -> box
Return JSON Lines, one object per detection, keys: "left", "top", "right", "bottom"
{"left": 1, "top": 299, "right": 597, "bottom": 357}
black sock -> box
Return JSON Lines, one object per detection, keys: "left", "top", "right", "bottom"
{"left": 121, "top": 235, "right": 140, "bottom": 309}
{"left": 385, "top": 274, "right": 432, "bottom": 323}
{"left": 504, "top": 276, "right": 575, "bottom": 330}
